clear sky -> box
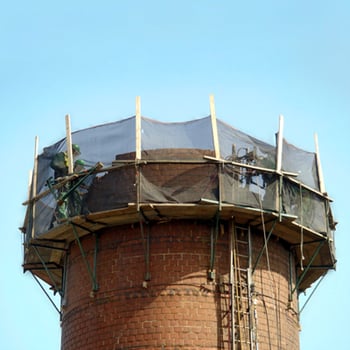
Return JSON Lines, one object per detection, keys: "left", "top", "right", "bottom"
{"left": 1, "top": 1, "right": 349, "bottom": 349}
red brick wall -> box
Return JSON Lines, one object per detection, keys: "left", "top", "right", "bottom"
{"left": 61, "top": 221, "right": 299, "bottom": 350}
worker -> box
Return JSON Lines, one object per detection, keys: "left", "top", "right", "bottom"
{"left": 49, "top": 144, "right": 82, "bottom": 224}
{"left": 50, "top": 144, "right": 81, "bottom": 179}
{"left": 68, "top": 159, "right": 87, "bottom": 216}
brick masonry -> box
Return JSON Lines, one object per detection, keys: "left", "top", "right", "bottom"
{"left": 61, "top": 220, "right": 300, "bottom": 350}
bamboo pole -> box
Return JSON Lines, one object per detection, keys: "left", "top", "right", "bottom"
{"left": 65, "top": 114, "right": 74, "bottom": 174}
{"left": 209, "top": 94, "right": 220, "bottom": 159}
{"left": 20, "top": 169, "right": 33, "bottom": 234}
{"left": 135, "top": 96, "right": 142, "bottom": 212}
{"left": 276, "top": 114, "right": 284, "bottom": 173}
{"left": 27, "top": 169, "right": 33, "bottom": 201}
{"left": 31, "top": 136, "right": 39, "bottom": 238}
{"left": 276, "top": 115, "right": 284, "bottom": 221}
{"left": 135, "top": 96, "right": 141, "bottom": 160}
{"left": 314, "top": 133, "right": 326, "bottom": 194}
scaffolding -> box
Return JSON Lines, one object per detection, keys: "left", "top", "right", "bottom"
{"left": 21, "top": 96, "right": 336, "bottom": 348}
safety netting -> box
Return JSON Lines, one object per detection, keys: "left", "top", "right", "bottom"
{"left": 24, "top": 115, "right": 333, "bottom": 240}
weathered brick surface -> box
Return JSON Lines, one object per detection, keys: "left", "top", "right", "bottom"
{"left": 61, "top": 221, "right": 299, "bottom": 350}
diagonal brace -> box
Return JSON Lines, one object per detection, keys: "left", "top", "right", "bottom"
{"left": 31, "top": 271, "right": 61, "bottom": 316}
{"left": 252, "top": 220, "right": 277, "bottom": 274}
{"left": 32, "top": 245, "right": 63, "bottom": 297}
{"left": 292, "top": 240, "right": 325, "bottom": 295}
{"left": 71, "top": 224, "right": 99, "bottom": 292}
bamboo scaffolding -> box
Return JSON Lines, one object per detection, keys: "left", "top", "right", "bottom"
{"left": 31, "top": 136, "right": 39, "bottom": 239}
{"left": 65, "top": 114, "right": 74, "bottom": 174}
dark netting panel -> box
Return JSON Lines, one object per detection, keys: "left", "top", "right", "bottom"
{"left": 282, "top": 180, "right": 327, "bottom": 233}
{"left": 221, "top": 165, "right": 277, "bottom": 211}
{"left": 72, "top": 117, "right": 136, "bottom": 166}
{"left": 217, "top": 120, "right": 276, "bottom": 169}
{"left": 140, "top": 149, "right": 218, "bottom": 203}
{"left": 282, "top": 139, "right": 319, "bottom": 190}
{"left": 141, "top": 116, "right": 214, "bottom": 152}
{"left": 33, "top": 193, "right": 56, "bottom": 237}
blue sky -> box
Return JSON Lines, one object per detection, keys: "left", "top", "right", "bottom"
{"left": 1, "top": 1, "right": 349, "bottom": 349}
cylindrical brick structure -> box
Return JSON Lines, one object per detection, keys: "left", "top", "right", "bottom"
{"left": 61, "top": 220, "right": 299, "bottom": 350}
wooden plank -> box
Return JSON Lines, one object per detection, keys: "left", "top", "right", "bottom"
{"left": 209, "top": 94, "right": 220, "bottom": 159}
{"left": 65, "top": 114, "right": 74, "bottom": 174}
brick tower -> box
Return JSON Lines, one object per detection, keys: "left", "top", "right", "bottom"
{"left": 22, "top": 97, "right": 336, "bottom": 349}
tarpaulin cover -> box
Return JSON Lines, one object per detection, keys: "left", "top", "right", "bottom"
{"left": 25, "top": 115, "right": 332, "bottom": 240}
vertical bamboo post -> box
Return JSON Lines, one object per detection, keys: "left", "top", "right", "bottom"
{"left": 31, "top": 136, "right": 39, "bottom": 239}
{"left": 314, "top": 133, "right": 326, "bottom": 194}
{"left": 135, "top": 96, "right": 142, "bottom": 211}
{"left": 209, "top": 95, "right": 222, "bottom": 210}
{"left": 135, "top": 96, "right": 142, "bottom": 160}
{"left": 27, "top": 169, "right": 33, "bottom": 201}
{"left": 22, "top": 169, "right": 33, "bottom": 236}
{"left": 276, "top": 114, "right": 284, "bottom": 173}
{"left": 276, "top": 115, "right": 284, "bottom": 221}
{"left": 65, "top": 114, "right": 74, "bottom": 174}
{"left": 209, "top": 94, "right": 220, "bottom": 159}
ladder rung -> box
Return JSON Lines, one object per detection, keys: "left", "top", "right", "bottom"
{"left": 236, "top": 267, "right": 248, "bottom": 272}
{"left": 233, "top": 283, "right": 248, "bottom": 288}
{"left": 236, "top": 239, "right": 248, "bottom": 244}
{"left": 235, "top": 226, "right": 248, "bottom": 231}
{"left": 237, "top": 254, "right": 248, "bottom": 259}
{"left": 233, "top": 307, "right": 249, "bottom": 312}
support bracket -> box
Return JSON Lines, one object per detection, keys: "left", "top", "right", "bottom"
{"left": 292, "top": 240, "right": 326, "bottom": 295}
